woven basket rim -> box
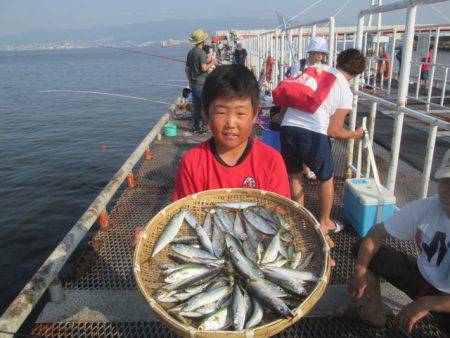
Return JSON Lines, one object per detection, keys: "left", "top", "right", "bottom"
{"left": 133, "top": 188, "right": 331, "bottom": 337}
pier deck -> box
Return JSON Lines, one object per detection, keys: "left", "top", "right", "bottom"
{"left": 29, "top": 120, "right": 445, "bottom": 337}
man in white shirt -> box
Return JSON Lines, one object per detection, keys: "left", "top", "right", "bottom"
{"left": 337, "top": 150, "right": 450, "bottom": 334}
{"left": 280, "top": 49, "right": 365, "bottom": 236}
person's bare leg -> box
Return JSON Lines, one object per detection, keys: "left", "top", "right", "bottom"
{"left": 318, "top": 177, "right": 334, "bottom": 231}
{"left": 289, "top": 173, "right": 304, "bottom": 206}
{"left": 337, "top": 269, "right": 386, "bottom": 326}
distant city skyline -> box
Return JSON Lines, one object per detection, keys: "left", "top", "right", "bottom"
{"left": 1, "top": 0, "right": 450, "bottom": 37}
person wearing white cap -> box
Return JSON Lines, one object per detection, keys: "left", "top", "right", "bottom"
{"left": 288, "top": 36, "right": 329, "bottom": 78}
{"left": 186, "top": 29, "right": 218, "bottom": 132}
{"left": 337, "top": 149, "right": 450, "bottom": 334}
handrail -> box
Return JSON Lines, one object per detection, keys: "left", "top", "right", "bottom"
{"left": 355, "top": 90, "right": 450, "bottom": 130}
{"left": 0, "top": 113, "right": 170, "bottom": 335}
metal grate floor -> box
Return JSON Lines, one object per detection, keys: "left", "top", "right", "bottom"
{"left": 31, "top": 315, "right": 445, "bottom": 338}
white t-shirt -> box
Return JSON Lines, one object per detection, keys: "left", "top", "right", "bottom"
{"left": 281, "top": 67, "right": 353, "bottom": 135}
{"left": 384, "top": 196, "right": 450, "bottom": 294}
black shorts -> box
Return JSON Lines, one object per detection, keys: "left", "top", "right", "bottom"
{"left": 280, "top": 126, "right": 334, "bottom": 181}
{"left": 352, "top": 240, "right": 450, "bottom": 333}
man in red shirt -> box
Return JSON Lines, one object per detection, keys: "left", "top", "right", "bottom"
{"left": 173, "top": 64, "right": 290, "bottom": 201}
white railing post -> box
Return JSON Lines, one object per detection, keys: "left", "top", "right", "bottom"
{"left": 440, "top": 67, "right": 448, "bottom": 106}
{"left": 312, "top": 24, "right": 317, "bottom": 37}
{"left": 346, "top": 14, "right": 365, "bottom": 178}
{"left": 387, "top": 28, "right": 397, "bottom": 96}
{"left": 328, "top": 17, "right": 336, "bottom": 67}
{"left": 426, "top": 28, "right": 440, "bottom": 112}
{"left": 298, "top": 28, "right": 303, "bottom": 59}
{"left": 420, "top": 124, "right": 438, "bottom": 198}
{"left": 386, "top": 4, "right": 417, "bottom": 193}
{"left": 366, "top": 102, "right": 378, "bottom": 177}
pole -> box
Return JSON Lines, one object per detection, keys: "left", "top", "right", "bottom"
{"left": 420, "top": 124, "right": 438, "bottom": 198}
{"left": 426, "top": 28, "right": 440, "bottom": 111}
{"left": 386, "top": 4, "right": 417, "bottom": 193}
{"left": 346, "top": 14, "right": 365, "bottom": 178}
{"left": 328, "top": 17, "right": 336, "bottom": 67}
{"left": 387, "top": 28, "right": 397, "bottom": 96}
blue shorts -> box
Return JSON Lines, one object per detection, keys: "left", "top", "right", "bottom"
{"left": 280, "top": 126, "right": 334, "bottom": 181}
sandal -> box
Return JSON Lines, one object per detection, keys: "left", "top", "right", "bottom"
{"left": 330, "top": 220, "right": 345, "bottom": 233}
{"left": 305, "top": 171, "right": 317, "bottom": 180}
{"left": 336, "top": 304, "right": 385, "bottom": 329}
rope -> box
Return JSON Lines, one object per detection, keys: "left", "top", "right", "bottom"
{"left": 276, "top": 0, "right": 324, "bottom": 28}
{"left": 39, "top": 90, "right": 171, "bottom": 105}
{"left": 333, "top": 0, "right": 351, "bottom": 18}
{"left": 105, "top": 46, "right": 185, "bottom": 64}
{"left": 430, "top": 4, "right": 450, "bottom": 22}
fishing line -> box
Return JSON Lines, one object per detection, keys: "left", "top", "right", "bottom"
{"left": 276, "top": 0, "right": 323, "bottom": 28}
{"left": 105, "top": 46, "right": 185, "bottom": 63}
{"left": 39, "top": 90, "right": 172, "bottom": 105}
{"left": 333, "top": 0, "right": 351, "bottom": 18}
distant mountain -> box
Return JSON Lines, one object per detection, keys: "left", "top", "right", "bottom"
{"left": 0, "top": 17, "right": 277, "bottom": 46}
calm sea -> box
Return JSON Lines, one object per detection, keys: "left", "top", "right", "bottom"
{"left": 0, "top": 46, "right": 189, "bottom": 313}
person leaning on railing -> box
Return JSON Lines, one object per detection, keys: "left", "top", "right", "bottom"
{"left": 337, "top": 149, "right": 450, "bottom": 335}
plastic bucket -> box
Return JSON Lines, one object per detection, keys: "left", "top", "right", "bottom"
{"left": 262, "top": 130, "right": 281, "bottom": 152}
{"left": 163, "top": 123, "right": 177, "bottom": 137}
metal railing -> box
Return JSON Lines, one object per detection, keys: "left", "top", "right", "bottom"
{"left": 240, "top": 0, "right": 450, "bottom": 199}
{"left": 0, "top": 113, "right": 170, "bottom": 336}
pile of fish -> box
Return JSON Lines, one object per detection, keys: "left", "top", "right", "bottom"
{"left": 150, "top": 201, "right": 318, "bottom": 331}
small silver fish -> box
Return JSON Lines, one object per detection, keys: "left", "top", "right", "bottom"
{"left": 275, "top": 212, "right": 291, "bottom": 230}
{"left": 233, "top": 213, "right": 247, "bottom": 241}
{"left": 242, "top": 240, "right": 257, "bottom": 263}
{"left": 184, "top": 210, "right": 200, "bottom": 229}
{"left": 164, "top": 266, "right": 211, "bottom": 284}
{"left": 247, "top": 279, "right": 295, "bottom": 318}
{"left": 263, "top": 267, "right": 307, "bottom": 296}
{"left": 232, "top": 284, "right": 246, "bottom": 331}
{"left": 262, "top": 266, "right": 318, "bottom": 282}
{"left": 170, "top": 236, "right": 198, "bottom": 245}
{"left": 261, "top": 232, "right": 280, "bottom": 264}
{"left": 152, "top": 210, "right": 186, "bottom": 257}
{"left": 198, "top": 306, "right": 231, "bottom": 331}
{"left": 263, "top": 258, "right": 289, "bottom": 268}
{"left": 203, "top": 212, "right": 213, "bottom": 239}
{"left": 195, "top": 223, "right": 214, "bottom": 254}
{"left": 243, "top": 208, "right": 277, "bottom": 235}
{"left": 245, "top": 219, "right": 262, "bottom": 249}
{"left": 290, "top": 251, "right": 302, "bottom": 269}
{"left": 217, "top": 202, "right": 258, "bottom": 209}
{"left": 212, "top": 221, "right": 225, "bottom": 258}
{"left": 299, "top": 252, "right": 314, "bottom": 270}
{"left": 245, "top": 297, "right": 263, "bottom": 329}
{"left": 183, "top": 285, "right": 232, "bottom": 312}
{"left": 171, "top": 244, "right": 217, "bottom": 260}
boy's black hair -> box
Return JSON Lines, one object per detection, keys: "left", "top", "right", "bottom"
{"left": 202, "top": 45, "right": 211, "bottom": 55}
{"left": 182, "top": 87, "right": 191, "bottom": 98}
{"left": 202, "top": 65, "right": 259, "bottom": 118}
{"left": 336, "top": 48, "right": 366, "bottom": 76}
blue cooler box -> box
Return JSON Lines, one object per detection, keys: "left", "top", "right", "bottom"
{"left": 343, "top": 178, "right": 396, "bottom": 237}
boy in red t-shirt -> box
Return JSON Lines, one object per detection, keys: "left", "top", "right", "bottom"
{"left": 133, "top": 65, "right": 290, "bottom": 246}
{"left": 173, "top": 64, "right": 290, "bottom": 200}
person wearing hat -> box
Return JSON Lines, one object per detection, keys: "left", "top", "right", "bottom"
{"left": 288, "top": 36, "right": 329, "bottom": 78}
{"left": 186, "top": 29, "right": 218, "bottom": 132}
{"left": 336, "top": 149, "right": 450, "bottom": 334}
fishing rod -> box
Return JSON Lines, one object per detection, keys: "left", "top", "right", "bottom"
{"left": 105, "top": 46, "right": 185, "bottom": 64}
{"left": 39, "top": 90, "right": 172, "bottom": 105}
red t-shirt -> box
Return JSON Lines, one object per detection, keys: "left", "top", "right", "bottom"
{"left": 173, "top": 138, "right": 291, "bottom": 201}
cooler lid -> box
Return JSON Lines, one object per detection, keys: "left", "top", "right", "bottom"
{"left": 345, "top": 178, "right": 396, "bottom": 205}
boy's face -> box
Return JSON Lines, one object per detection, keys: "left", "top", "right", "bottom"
{"left": 207, "top": 97, "right": 256, "bottom": 151}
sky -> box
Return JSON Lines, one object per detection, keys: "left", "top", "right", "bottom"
{"left": 1, "top": 0, "right": 450, "bottom": 36}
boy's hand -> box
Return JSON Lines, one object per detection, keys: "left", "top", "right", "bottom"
{"left": 132, "top": 227, "right": 145, "bottom": 247}
{"left": 396, "top": 299, "right": 429, "bottom": 333}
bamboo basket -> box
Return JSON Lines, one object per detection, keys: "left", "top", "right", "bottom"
{"left": 134, "top": 188, "right": 331, "bottom": 337}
